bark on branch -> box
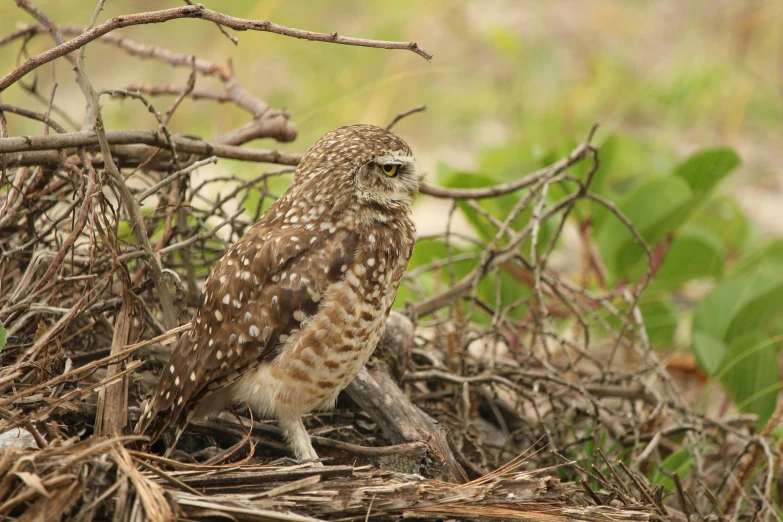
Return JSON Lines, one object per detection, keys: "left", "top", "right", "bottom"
{"left": 0, "top": 128, "right": 303, "bottom": 166}
{"left": 0, "top": 4, "right": 431, "bottom": 92}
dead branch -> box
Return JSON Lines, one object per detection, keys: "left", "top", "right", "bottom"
{"left": 386, "top": 105, "right": 427, "bottom": 131}
{"left": 418, "top": 140, "right": 593, "bottom": 199}
{"left": 0, "top": 1, "right": 768, "bottom": 520}
{"left": 0, "top": 4, "right": 431, "bottom": 92}
{"left": 0, "top": 128, "right": 302, "bottom": 164}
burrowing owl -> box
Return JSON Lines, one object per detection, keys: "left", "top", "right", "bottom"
{"left": 135, "top": 124, "right": 421, "bottom": 461}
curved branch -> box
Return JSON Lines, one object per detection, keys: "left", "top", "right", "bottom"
{"left": 0, "top": 103, "right": 68, "bottom": 133}
{"left": 0, "top": 129, "right": 303, "bottom": 165}
{"left": 0, "top": 4, "right": 431, "bottom": 92}
{"left": 386, "top": 105, "right": 427, "bottom": 131}
{"left": 418, "top": 141, "right": 592, "bottom": 199}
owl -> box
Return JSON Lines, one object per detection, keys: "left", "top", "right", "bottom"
{"left": 135, "top": 124, "right": 422, "bottom": 462}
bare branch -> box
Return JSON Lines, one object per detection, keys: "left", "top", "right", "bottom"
{"left": 419, "top": 141, "right": 593, "bottom": 199}
{"left": 183, "top": 0, "right": 238, "bottom": 45}
{"left": 0, "top": 129, "right": 303, "bottom": 165}
{"left": 0, "top": 4, "right": 431, "bottom": 92}
{"left": 74, "top": 39, "right": 180, "bottom": 329}
{"left": 386, "top": 105, "right": 427, "bottom": 130}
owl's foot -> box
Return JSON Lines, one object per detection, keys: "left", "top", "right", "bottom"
{"left": 279, "top": 415, "right": 322, "bottom": 466}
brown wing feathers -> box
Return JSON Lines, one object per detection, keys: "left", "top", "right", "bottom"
{"left": 135, "top": 225, "right": 359, "bottom": 449}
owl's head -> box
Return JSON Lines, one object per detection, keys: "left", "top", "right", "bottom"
{"left": 295, "top": 124, "right": 422, "bottom": 214}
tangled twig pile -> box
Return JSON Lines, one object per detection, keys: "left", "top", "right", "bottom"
{"left": 0, "top": 2, "right": 776, "bottom": 521}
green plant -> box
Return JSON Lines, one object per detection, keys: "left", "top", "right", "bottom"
{"left": 417, "top": 133, "right": 781, "bottom": 432}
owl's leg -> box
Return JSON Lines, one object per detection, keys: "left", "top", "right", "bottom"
{"left": 278, "top": 415, "right": 321, "bottom": 464}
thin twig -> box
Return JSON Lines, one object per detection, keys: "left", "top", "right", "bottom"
{"left": 386, "top": 105, "right": 427, "bottom": 131}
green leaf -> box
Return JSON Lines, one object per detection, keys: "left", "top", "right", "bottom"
{"left": 732, "top": 240, "right": 783, "bottom": 278}
{"left": 477, "top": 143, "right": 540, "bottom": 177}
{"left": 596, "top": 176, "right": 692, "bottom": 279}
{"left": 690, "top": 196, "right": 750, "bottom": 252}
{"left": 692, "top": 331, "right": 727, "bottom": 377}
{"left": 117, "top": 220, "right": 136, "bottom": 243}
{"left": 407, "top": 237, "right": 475, "bottom": 275}
{"left": 692, "top": 266, "right": 783, "bottom": 374}
{"left": 455, "top": 200, "right": 495, "bottom": 243}
{"left": 476, "top": 268, "right": 532, "bottom": 322}
{"left": 439, "top": 162, "right": 557, "bottom": 255}
{"left": 672, "top": 147, "right": 740, "bottom": 200}
{"left": 651, "top": 224, "right": 725, "bottom": 291}
{"left": 715, "top": 331, "right": 780, "bottom": 427}
{"left": 639, "top": 298, "right": 678, "bottom": 346}
{"left": 592, "top": 133, "right": 676, "bottom": 198}
{"left": 397, "top": 238, "right": 480, "bottom": 314}
{"left": 588, "top": 135, "right": 621, "bottom": 233}
{"left": 654, "top": 148, "right": 740, "bottom": 242}
{"left": 650, "top": 449, "right": 693, "bottom": 491}
{"left": 0, "top": 320, "right": 6, "bottom": 351}
{"left": 437, "top": 163, "right": 503, "bottom": 242}
{"left": 592, "top": 134, "right": 617, "bottom": 196}
{"left": 393, "top": 272, "right": 435, "bottom": 311}
{"left": 436, "top": 162, "right": 502, "bottom": 190}
{"left": 596, "top": 147, "right": 739, "bottom": 283}
{"left": 589, "top": 186, "right": 622, "bottom": 235}
{"left": 704, "top": 270, "right": 783, "bottom": 345}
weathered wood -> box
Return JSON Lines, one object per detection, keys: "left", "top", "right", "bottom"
{"left": 95, "top": 277, "right": 134, "bottom": 438}
{"left": 345, "top": 366, "right": 468, "bottom": 484}
{"left": 344, "top": 312, "right": 468, "bottom": 483}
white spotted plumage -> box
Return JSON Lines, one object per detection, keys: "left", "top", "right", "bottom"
{"left": 135, "top": 124, "right": 421, "bottom": 461}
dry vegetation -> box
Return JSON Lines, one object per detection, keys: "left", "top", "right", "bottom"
{"left": 0, "top": 2, "right": 779, "bottom": 521}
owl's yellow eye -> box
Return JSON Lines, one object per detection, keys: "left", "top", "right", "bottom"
{"left": 381, "top": 164, "right": 399, "bottom": 177}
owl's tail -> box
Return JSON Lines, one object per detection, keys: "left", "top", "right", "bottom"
{"left": 134, "top": 333, "right": 195, "bottom": 454}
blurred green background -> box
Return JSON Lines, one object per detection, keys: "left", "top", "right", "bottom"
{"left": 2, "top": 0, "right": 781, "bottom": 198}
{"left": 2, "top": 1, "right": 783, "bottom": 425}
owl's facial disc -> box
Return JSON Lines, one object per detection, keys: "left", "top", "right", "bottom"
{"left": 354, "top": 153, "right": 422, "bottom": 207}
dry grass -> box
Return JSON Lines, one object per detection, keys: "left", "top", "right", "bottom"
{"left": 0, "top": 2, "right": 777, "bottom": 521}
